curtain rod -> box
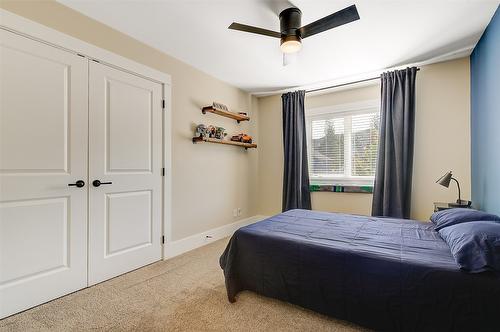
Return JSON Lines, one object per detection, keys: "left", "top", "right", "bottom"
{"left": 306, "top": 67, "right": 420, "bottom": 94}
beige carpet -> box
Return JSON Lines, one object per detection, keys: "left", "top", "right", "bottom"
{"left": 0, "top": 238, "right": 367, "bottom": 332}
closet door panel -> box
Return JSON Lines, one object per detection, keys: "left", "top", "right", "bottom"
{"left": 88, "top": 62, "right": 162, "bottom": 285}
{"left": 106, "top": 78, "right": 153, "bottom": 172}
{"left": 0, "top": 30, "right": 88, "bottom": 319}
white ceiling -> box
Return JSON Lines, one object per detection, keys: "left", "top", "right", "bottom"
{"left": 58, "top": 0, "right": 498, "bottom": 94}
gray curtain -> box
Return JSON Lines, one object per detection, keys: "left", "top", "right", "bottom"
{"left": 282, "top": 90, "right": 312, "bottom": 211}
{"left": 372, "top": 67, "right": 418, "bottom": 218}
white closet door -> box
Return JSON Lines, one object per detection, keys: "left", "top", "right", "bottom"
{"left": 0, "top": 30, "right": 88, "bottom": 318}
{"left": 88, "top": 62, "right": 162, "bottom": 285}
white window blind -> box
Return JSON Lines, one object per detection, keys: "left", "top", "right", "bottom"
{"left": 307, "top": 102, "right": 380, "bottom": 186}
{"left": 310, "top": 118, "right": 345, "bottom": 175}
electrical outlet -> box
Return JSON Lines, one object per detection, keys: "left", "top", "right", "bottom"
{"left": 233, "top": 209, "right": 238, "bottom": 217}
{"left": 237, "top": 208, "right": 242, "bottom": 217}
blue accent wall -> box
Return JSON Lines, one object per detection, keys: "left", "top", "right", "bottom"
{"left": 471, "top": 6, "right": 500, "bottom": 215}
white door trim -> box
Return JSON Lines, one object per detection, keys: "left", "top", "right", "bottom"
{"left": 0, "top": 8, "right": 172, "bottom": 260}
{"left": 162, "top": 83, "right": 173, "bottom": 257}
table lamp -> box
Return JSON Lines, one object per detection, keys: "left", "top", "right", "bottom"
{"left": 436, "top": 171, "right": 469, "bottom": 207}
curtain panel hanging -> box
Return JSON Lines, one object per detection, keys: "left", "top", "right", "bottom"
{"left": 282, "top": 90, "right": 312, "bottom": 211}
{"left": 372, "top": 67, "right": 418, "bottom": 218}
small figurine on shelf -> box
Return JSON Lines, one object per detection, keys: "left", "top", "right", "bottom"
{"left": 215, "top": 127, "right": 227, "bottom": 140}
{"left": 195, "top": 124, "right": 207, "bottom": 138}
{"left": 231, "top": 133, "right": 253, "bottom": 143}
{"left": 241, "top": 135, "right": 252, "bottom": 143}
{"left": 206, "top": 125, "right": 216, "bottom": 138}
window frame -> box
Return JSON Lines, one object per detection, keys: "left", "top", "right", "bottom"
{"left": 306, "top": 100, "right": 380, "bottom": 186}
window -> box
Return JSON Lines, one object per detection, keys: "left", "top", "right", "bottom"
{"left": 306, "top": 100, "right": 380, "bottom": 186}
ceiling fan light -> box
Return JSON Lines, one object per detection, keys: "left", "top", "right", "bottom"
{"left": 280, "top": 35, "right": 302, "bottom": 53}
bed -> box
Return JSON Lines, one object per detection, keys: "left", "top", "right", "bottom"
{"left": 220, "top": 209, "right": 500, "bottom": 332}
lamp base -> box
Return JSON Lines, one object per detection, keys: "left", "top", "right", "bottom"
{"left": 449, "top": 200, "right": 472, "bottom": 208}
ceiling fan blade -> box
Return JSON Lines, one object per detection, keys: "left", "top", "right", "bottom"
{"left": 299, "top": 4, "right": 360, "bottom": 39}
{"left": 228, "top": 22, "right": 281, "bottom": 38}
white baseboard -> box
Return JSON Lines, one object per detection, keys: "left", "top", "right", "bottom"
{"left": 163, "top": 215, "right": 268, "bottom": 260}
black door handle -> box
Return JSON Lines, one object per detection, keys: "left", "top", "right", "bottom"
{"left": 93, "top": 180, "right": 112, "bottom": 187}
{"left": 68, "top": 180, "right": 85, "bottom": 188}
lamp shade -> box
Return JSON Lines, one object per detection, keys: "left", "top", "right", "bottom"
{"left": 280, "top": 35, "right": 302, "bottom": 53}
{"left": 436, "top": 171, "right": 453, "bottom": 188}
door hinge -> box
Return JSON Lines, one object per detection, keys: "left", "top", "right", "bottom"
{"left": 162, "top": 99, "right": 165, "bottom": 109}
{"left": 162, "top": 168, "right": 165, "bottom": 176}
{"left": 161, "top": 235, "right": 165, "bottom": 244}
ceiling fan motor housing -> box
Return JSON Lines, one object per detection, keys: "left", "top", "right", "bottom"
{"left": 279, "top": 7, "right": 302, "bottom": 45}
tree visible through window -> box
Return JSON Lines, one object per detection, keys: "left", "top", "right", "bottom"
{"left": 351, "top": 113, "right": 380, "bottom": 177}
{"left": 310, "top": 118, "right": 344, "bottom": 175}
{"left": 307, "top": 104, "right": 380, "bottom": 185}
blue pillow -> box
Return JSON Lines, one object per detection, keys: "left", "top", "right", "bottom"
{"left": 430, "top": 208, "right": 500, "bottom": 231}
{"left": 439, "top": 221, "right": 500, "bottom": 273}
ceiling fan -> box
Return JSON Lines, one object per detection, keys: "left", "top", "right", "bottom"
{"left": 228, "top": 4, "right": 360, "bottom": 54}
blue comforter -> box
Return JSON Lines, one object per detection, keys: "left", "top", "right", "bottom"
{"left": 220, "top": 209, "right": 500, "bottom": 331}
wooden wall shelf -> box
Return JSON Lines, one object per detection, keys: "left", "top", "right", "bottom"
{"left": 192, "top": 136, "right": 257, "bottom": 149}
{"left": 202, "top": 106, "right": 250, "bottom": 123}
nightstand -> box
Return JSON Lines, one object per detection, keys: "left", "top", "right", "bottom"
{"left": 433, "top": 202, "right": 472, "bottom": 212}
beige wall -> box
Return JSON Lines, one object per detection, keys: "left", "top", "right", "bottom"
{"left": 1, "top": 0, "right": 471, "bottom": 230}
{"left": 257, "top": 57, "right": 471, "bottom": 221}
{"left": 412, "top": 57, "right": 471, "bottom": 220}
{"left": 0, "top": 1, "right": 259, "bottom": 240}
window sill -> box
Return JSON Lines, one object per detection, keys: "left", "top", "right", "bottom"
{"left": 310, "top": 184, "right": 373, "bottom": 194}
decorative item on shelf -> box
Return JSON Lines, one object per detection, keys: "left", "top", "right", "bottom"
{"left": 195, "top": 124, "right": 207, "bottom": 138}
{"left": 215, "top": 127, "right": 227, "bottom": 140}
{"left": 231, "top": 133, "right": 253, "bottom": 144}
{"left": 196, "top": 124, "right": 227, "bottom": 140}
{"left": 212, "top": 101, "right": 229, "bottom": 113}
{"left": 436, "top": 171, "right": 472, "bottom": 207}
{"left": 206, "top": 125, "right": 216, "bottom": 138}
